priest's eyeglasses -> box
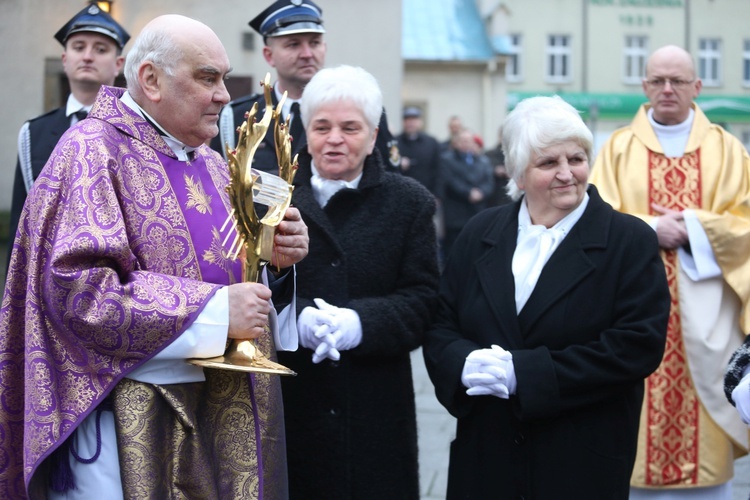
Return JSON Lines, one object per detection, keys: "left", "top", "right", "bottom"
{"left": 645, "top": 78, "right": 695, "bottom": 89}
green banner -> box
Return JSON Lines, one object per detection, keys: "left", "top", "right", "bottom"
{"left": 508, "top": 92, "right": 750, "bottom": 123}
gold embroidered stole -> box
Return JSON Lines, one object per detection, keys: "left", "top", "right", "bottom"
{"left": 642, "top": 150, "right": 701, "bottom": 486}
{"left": 633, "top": 149, "right": 734, "bottom": 488}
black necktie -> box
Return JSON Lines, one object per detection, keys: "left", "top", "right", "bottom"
{"left": 74, "top": 110, "right": 88, "bottom": 122}
{"left": 289, "top": 102, "right": 304, "bottom": 151}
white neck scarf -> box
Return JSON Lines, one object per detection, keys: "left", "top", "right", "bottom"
{"left": 512, "top": 193, "right": 589, "bottom": 313}
{"left": 310, "top": 162, "right": 362, "bottom": 208}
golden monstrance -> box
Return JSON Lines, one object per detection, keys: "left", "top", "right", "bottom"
{"left": 189, "top": 73, "right": 298, "bottom": 375}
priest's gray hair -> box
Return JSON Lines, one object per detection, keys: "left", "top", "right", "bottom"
{"left": 124, "top": 26, "right": 182, "bottom": 93}
{"left": 300, "top": 65, "right": 382, "bottom": 132}
{"left": 502, "top": 95, "right": 593, "bottom": 201}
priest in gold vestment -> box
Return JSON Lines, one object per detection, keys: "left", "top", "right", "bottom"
{"left": 591, "top": 45, "right": 750, "bottom": 499}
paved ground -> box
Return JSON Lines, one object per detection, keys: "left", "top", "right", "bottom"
{"left": 411, "top": 347, "right": 750, "bottom": 500}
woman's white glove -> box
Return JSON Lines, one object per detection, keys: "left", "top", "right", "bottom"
{"left": 461, "top": 345, "right": 517, "bottom": 399}
{"left": 314, "top": 298, "right": 363, "bottom": 352}
{"left": 732, "top": 369, "right": 750, "bottom": 424}
{"left": 297, "top": 304, "right": 340, "bottom": 363}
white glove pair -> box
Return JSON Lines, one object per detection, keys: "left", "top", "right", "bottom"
{"left": 732, "top": 369, "right": 750, "bottom": 425}
{"left": 461, "top": 344, "right": 517, "bottom": 399}
{"left": 297, "top": 298, "right": 362, "bottom": 364}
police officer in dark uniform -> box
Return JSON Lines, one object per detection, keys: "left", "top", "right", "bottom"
{"left": 210, "top": 0, "right": 401, "bottom": 173}
{"left": 8, "top": 5, "right": 129, "bottom": 268}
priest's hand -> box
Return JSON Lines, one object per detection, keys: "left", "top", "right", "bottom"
{"left": 227, "top": 282, "right": 272, "bottom": 339}
{"left": 652, "top": 204, "right": 688, "bottom": 249}
{"left": 271, "top": 207, "right": 309, "bottom": 270}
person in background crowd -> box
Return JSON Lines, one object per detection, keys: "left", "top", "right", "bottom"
{"left": 471, "top": 133, "right": 484, "bottom": 154}
{"left": 0, "top": 15, "right": 309, "bottom": 499}
{"left": 591, "top": 44, "right": 750, "bottom": 499}
{"left": 439, "top": 128, "right": 494, "bottom": 258}
{"left": 485, "top": 126, "right": 512, "bottom": 207}
{"left": 278, "top": 65, "right": 439, "bottom": 500}
{"left": 210, "top": 0, "right": 400, "bottom": 172}
{"left": 423, "top": 95, "right": 670, "bottom": 499}
{"left": 397, "top": 105, "right": 442, "bottom": 198}
{"left": 440, "top": 114, "right": 464, "bottom": 152}
{"left": 7, "top": 4, "right": 129, "bottom": 270}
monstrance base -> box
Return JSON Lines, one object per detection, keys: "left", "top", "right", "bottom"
{"left": 189, "top": 351, "right": 296, "bottom": 376}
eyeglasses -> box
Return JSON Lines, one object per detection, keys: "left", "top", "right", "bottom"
{"left": 645, "top": 78, "right": 695, "bottom": 89}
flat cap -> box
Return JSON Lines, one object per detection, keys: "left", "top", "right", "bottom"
{"left": 54, "top": 5, "right": 130, "bottom": 49}
{"left": 249, "top": 0, "right": 325, "bottom": 38}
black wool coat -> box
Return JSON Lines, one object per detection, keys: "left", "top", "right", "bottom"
{"left": 278, "top": 148, "right": 440, "bottom": 500}
{"left": 423, "top": 186, "right": 670, "bottom": 499}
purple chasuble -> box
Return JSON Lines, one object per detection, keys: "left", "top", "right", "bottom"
{"left": 0, "top": 86, "right": 281, "bottom": 499}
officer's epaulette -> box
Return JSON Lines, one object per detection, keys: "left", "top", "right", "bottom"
{"left": 228, "top": 92, "right": 265, "bottom": 108}
{"left": 26, "top": 107, "right": 64, "bottom": 125}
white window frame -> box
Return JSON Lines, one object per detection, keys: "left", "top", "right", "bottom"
{"left": 698, "top": 38, "right": 722, "bottom": 87}
{"left": 545, "top": 34, "right": 572, "bottom": 84}
{"left": 743, "top": 39, "right": 750, "bottom": 87}
{"left": 622, "top": 35, "right": 648, "bottom": 85}
{"left": 505, "top": 34, "right": 523, "bottom": 82}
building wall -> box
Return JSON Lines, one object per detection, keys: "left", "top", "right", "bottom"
{"left": 401, "top": 62, "right": 507, "bottom": 145}
{"left": 504, "top": 0, "right": 583, "bottom": 92}
{"left": 3, "top": 0, "right": 749, "bottom": 214}
{"left": 498, "top": 0, "right": 750, "bottom": 150}
{"left": 0, "top": 0, "right": 402, "bottom": 212}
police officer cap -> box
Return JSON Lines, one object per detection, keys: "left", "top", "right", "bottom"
{"left": 249, "top": 0, "right": 325, "bottom": 38}
{"left": 403, "top": 106, "right": 422, "bottom": 119}
{"left": 54, "top": 5, "right": 130, "bottom": 49}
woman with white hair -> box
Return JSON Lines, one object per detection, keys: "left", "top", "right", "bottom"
{"left": 423, "top": 95, "right": 671, "bottom": 498}
{"left": 278, "top": 65, "right": 440, "bottom": 499}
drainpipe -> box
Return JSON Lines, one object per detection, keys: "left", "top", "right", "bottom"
{"left": 582, "top": 0, "right": 588, "bottom": 93}
{"left": 483, "top": 58, "right": 498, "bottom": 144}
{"left": 684, "top": 0, "right": 690, "bottom": 52}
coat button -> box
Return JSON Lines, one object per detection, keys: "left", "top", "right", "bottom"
{"left": 329, "top": 408, "right": 340, "bottom": 416}
{"left": 331, "top": 259, "right": 341, "bottom": 267}
{"left": 513, "top": 433, "right": 525, "bottom": 445}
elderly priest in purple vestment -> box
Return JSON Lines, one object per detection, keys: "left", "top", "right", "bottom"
{"left": 0, "top": 14, "right": 309, "bottom": 500}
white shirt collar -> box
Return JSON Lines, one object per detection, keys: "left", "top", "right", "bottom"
{"left": 274, "top": 82, "right": 299, "bottom": 121}
{"left": 647, "top": 107, "right": 694, "bottom": 157}
{"left": 65, "top": 94, "right": 90, "bottom": 117}
{"left": 120, "top": 91, "right": 197, "bottom": 162}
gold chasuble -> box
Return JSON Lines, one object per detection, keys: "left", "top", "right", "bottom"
{"left": 591, "top": 104, "right": 750, "bottom": 489}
